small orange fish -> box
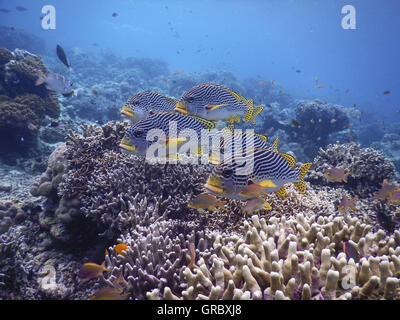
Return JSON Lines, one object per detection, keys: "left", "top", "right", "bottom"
{"left": 315, "top": 84, "right": 323, "bottom": 89}
{"left": 259, "top": 81, "right": 267, "bottom": 86}
{"left": 239, "top": 180, "right": 276, "bottom": 198}
{"left": 373, "top": 179, "right": 400, "bottom": 201}
{"left": 173, "top": 70, "right": 182, "bottom": 75}
{"left": 338, "top": 195, "right": 358, "bottom": 213}
{"left": 90, "top": 287, "right": 128, "bottom": 300}
{"left": 387, "top": 190, "right": 400, "bottom": 205}
{"left": 188, "top": 193, "right": 226, "bottom": 213}
{"left": 114, "top": 243, "right": 130, "bottom": 256}
{"left": 383, "top": 90, "right": 391, "bottom": 95}
{"left": 78, "top": 262, "right": 109, "bottom": 280}
{"left": 324, "top": 168, "right": 350, "bottom": 183}
{"left": 242, "top": 198, "right": 271, "bottom": 214}
{"left": 90, "top": 88, "right": 98, "bottom": 96}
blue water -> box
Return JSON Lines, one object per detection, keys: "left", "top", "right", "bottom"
{"left": 1, "top": 0, "right": 399, "bottom": 123}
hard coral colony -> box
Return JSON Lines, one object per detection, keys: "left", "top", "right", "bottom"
{"left": 0, "top": 18, "right": 399, "bottom": 303}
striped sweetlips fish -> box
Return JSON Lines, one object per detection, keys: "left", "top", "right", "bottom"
{"left": 204, "top": 147, "right": 312, "bottom": 209}
{"left": 175, "top": 83, "right": 264, "bottom": 124}
{"left": 121, "top": 91, "right": 179, "bottom": 122}
{"left": 119, "top": 112, "right": 216, "bottom": 158}
{"left": 209, "top": 130, "right": 279, "bottom": 165}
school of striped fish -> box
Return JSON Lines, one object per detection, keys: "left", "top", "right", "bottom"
{"left": 119, "top": 82, "right": 314, "bottom": 213}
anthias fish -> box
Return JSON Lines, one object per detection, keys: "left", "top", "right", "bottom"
{"left": 205, "top": 148, "right": 312, "bottom": 210}
{"left": 324, "top": 167, "right": 350, "bottom": 183}
{"left": 78, "top": 262, "right": 109, "bottom": 280}
{"left": 187, "top": 193, "right": 226, "bottom": 213}
{"left": 338, "top": 195, "right": 358, "bottom": 213}
{"left": 35, "top": 71, "right": 74, "bottom": 96}
{"left": 121, "top": 91, "right": 178, "bottom": 122}
{"left": 242, "top": 198, "right": 272, "bottom": 214}
{"left": 120, "top": 112, "right": 215, "bottom": 157}
{"left": 175, "top": 83, "right": 264, "bottom": 124}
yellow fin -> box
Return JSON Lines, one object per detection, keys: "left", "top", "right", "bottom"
{"left": 274, "top": 186, "right": 287, "bottom": 198}
{"left": 226, "top": 115, "right": 241, "bottom": 124}
{"left": 206, "top": 103, "right": 228, "bottom": 111}
{"left": 165, "top": 137, "right": 188, "bottom": 148}
{"left": 222, "top": 124, "right": 235, "bottom": 134}
{"left": 263, "top": 201, "right": 272, "bottom": 210}
{"left": 227, "top": 89, "right": 245, "bottom": 103}
{"left": 257, "top": 179, "right": 277, "bottom": 188}
{"left": 294, "top": 162, "right": 312, "bottom": 194}
{"left": 250, "top": 106, "right": 264, "bottom": 124}
{"left": 188, "top": 115, "right": 215, "bottom": 130}
{"left": 279, "top": 152, "right": 296, "bottom": 168}
{"left": 254, "top": 133, "right": 267, "bottom": 143}
{"left": 243, "top": 98, "right": 254, "bottom": 123}
{"left": 271, "top": 137, "right": 279, "bottom": 152}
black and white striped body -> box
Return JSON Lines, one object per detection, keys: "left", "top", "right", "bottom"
{"left": 121, "top": 112, "right": 215, "bottom": 156}
{"left": 179, "top": 83, "right": 250, "bottom": 121}
{"left": 123, "top": 91, "right": 178, "bottom": 122}
{"left": 207, "top": 148, "right": 301, "bottom": 200}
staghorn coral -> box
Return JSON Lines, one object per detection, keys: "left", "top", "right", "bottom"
{"left": 307, "top": 142, "right": 397, "bottom": 197}
{"left": 151, "top": 206, "right": 400, "bottom": 300}
{"left": 102, "top": 219, "right": 219, "bottom": 300}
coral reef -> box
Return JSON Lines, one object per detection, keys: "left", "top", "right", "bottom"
{"left": 30, "top": 121, "right": 214, "bottom": 244}
{"left": 0, "top": 48, "right": 60, "bottom": 161}
{"left": 307, "top": 142, "right": 397, "bottom": 197}
{"left": 148, "top": 203, "right": 400, "bottom": 300}
{"left": 103, "top": 219, "right": 219, "bottom": 300}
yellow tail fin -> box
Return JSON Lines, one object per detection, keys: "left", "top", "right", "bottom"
{"left": 250, "top": 105, "right": 264, "bottom": 124}
{"left": 294, "top": 162, "right": 312, "bottom": 194}
{"left": 243, "top": 99, "right": 254, "bottom": 123}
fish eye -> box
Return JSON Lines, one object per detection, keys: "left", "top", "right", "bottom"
{"left": 186, "top": 96, "right": 195, "bottom": 103}
{"left": 133, "top": 100, "right": 139, "bottom": 106}
{"left": 133, "top": 130, "right": 144, "bottom": 138}
{"left": 222, "top": 169, "right": 233, "bottom": 178}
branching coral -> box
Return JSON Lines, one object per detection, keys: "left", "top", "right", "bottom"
{"left": 102, "top": 219, "right": 219, "bottom": 300}
{"left": 149, "top": 210, "right": 400, "bottom": 300}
